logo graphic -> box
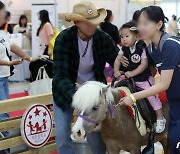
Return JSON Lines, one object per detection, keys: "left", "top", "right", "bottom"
{"left": 21, "top": 104, "right": 52, "bottom": 148}
{"left": 87, "top": 8, "right": 93, "bottom": 15}
{"left": 131, "top": 54, "right": 141, "bottom": 63}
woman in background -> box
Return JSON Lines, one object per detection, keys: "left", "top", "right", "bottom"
{"left": 100, "top": 9, "right": 120, "bottom": 44}
{"left": 0, "top": 3, "right": 37, "bottom": 153}
{"left": 13, "top": 15, "right": 31, "bottom": 50}
{"left": 36, "top": 10, "right": 54, "bottom": 56}
{"left": 1, "top": 11, "right": 12, "bottom": 34}
{"left": 166, "top": 15, "right": 179, "bottom": 36}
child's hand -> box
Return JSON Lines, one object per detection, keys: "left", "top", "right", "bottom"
{"left": 125, "top": 71, "right": 133, "bottom": 78}
{"left": 114, "top": 71, "right": 121, "bottom": 78}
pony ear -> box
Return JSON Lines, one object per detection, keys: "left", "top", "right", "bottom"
{"left": 75, "top": 83, "right": 81, "bottom": 90}
{"left": 102, "top": 85, "right": 110, "bottom": 94}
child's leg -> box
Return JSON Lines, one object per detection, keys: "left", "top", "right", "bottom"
{"left": 135, "top": 79, "right": 163, "bottom": 119}
{"left": 136, "top": 78, "right": 166, "bottom": 133}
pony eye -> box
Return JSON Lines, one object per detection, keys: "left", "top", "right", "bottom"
{"left": 92, "top": 106, "right": 98, "bottom": 111}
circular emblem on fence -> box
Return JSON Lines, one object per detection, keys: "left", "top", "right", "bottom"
{"left": 131, "top": 54, "right": 141, "bottom": 63}
{"left": 21, "top": 104, "right": 52, "bottom": 148}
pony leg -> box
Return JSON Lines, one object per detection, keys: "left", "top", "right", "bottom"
{"left": 106, "top": 146, "right": 120, "bottom": 154}
{"left": 159, "top": 136, "right": 170, "bottom": 154}
{"left": 130, "top": 149, "right": 141, "bottom": 154}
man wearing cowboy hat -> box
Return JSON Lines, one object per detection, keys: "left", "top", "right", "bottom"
{"left": 52, "top": 1, "right": 119, "bottom": 154}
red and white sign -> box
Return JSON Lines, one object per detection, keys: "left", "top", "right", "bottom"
{"left": 21, "top": 104, "right": 52, "bottom": 148}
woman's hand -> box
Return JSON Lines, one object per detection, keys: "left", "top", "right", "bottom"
{"left": 121, "top": 56, "right": 129, "bottom": 67}
{"left": 8, "top": 59, "right": 23, "bottom": 66}
{"left": 120, "top": 96, "right": 134, "bottom": 107}
{"left": 30, "top": 57, "right": 40, "bottom": 62}
{"left": 24, "top": 56, "right": 40, "bottom": 62}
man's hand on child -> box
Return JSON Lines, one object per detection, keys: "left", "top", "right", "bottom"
{"left": 121, "top": 56, "right": 129, "bottom": 67}
{"left": 125, "top": 71, "right": 134, "bottom": 78}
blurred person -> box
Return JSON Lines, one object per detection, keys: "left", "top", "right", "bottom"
{"left": 120, "top": 6, "right": 180, "bottom": 154}
{"left": 13, "top": 15, "right": 31, "bottom": 50}
{"left": 1, "top": 11, "right": 12, "bottom": 34}
{"left": 166, "top": 15, "right": 178, "bottom": 36}
{"left": 100, "top": 9, "right": 120, "bottom": 44}
{"left": 36, "top": 10, "right": 54, "bottom": 56}
{"left": 53, "top": 1, "right": 119, "bottom": 154}
{"left": 114, "top": 21, "right": 165, "bottom": 133}
{"left": 0, "top": 3, "right": 38, "bottom": 153}
{"left": 132, "top": 10, "right": 141, "bottom": 23}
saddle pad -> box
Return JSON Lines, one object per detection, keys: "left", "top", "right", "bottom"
{"left": 118, "top": 87, "right": 146, "bottom": 136}
{"left": 158, "top": 91, "right": 167, "bottom": 105}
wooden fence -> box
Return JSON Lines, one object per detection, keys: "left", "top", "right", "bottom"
{"left": 0, "top": 93, "right": 57, "bottom": 154}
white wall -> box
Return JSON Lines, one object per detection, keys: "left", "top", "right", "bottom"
{"left": 4, "top": 0, "right": 179, "bottom": 29}
{"left": 3, "top": 0, "right": 128, "bottom": 29}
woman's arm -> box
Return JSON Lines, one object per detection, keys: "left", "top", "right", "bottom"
{"left": 0, "top": 59, "right": 23, "bottom": 66}
{"left": 120, "top": 69, "right": 174, "bottom": 106}
{"left": 10, "top": 44, "right": 38, "bottom": 62}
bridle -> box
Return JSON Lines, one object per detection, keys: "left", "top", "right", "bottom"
{"left": 77, "top": 103, "right": 115, "bottom": 125}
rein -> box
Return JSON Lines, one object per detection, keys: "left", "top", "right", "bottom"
{"left": 77, "top": 103, "right": 115, "bottom": 125}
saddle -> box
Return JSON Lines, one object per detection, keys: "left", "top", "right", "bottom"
{"left": 112, "top": 77, "right": 156, "bottom": 153}
{"left": 113, "top": 78, "right": 157, "bottom": 130}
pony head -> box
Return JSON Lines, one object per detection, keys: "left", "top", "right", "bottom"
{"left": 72, "top": 81, "right": 114, "bottom": 140}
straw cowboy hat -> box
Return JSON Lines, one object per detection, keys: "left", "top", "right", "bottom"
{"left": 65, "top": 1, "right": 107, "bottom": 24}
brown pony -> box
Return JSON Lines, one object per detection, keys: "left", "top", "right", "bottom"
{"left": 72, "top": 81, "right": 169, "bottom": 154}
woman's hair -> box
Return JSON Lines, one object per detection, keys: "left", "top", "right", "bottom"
{"left": 140, "top": 6, "right": 166, "bottom": 32}
{"left": 100, "top": 9, "right": 113, "bottom": 29}
{"left": 172, "top": 15, "right": 177, "bottom": 21}
{"left": 120, "top": 21, "right": 138, "bottom": 34}
{"left": 132, "top": 10, "right": 140, "bottom": 23}
{"left": 6, "top": 11, "right": 11, "bottom": 19}
{"left": 0, "top": 2, "right": 5, "bottom": 30}
{"left": 104, "top": 10, "right": 113, "bottom": 22}
{"left": 19, "top": 15, "right": 28, "bottom": 27}
{"left": 37, "top": 10, "right": 51, "bottom": 36}
{"left": 0, "top": 1, "right": 5, "bottom": 10}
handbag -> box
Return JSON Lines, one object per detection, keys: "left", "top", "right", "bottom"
{"left": 28, "top": 66, "right": 52, "bottom": 95}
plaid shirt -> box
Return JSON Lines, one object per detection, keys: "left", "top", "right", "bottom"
{"left": 52, "top": 26, "right": 119, "bottom": 111}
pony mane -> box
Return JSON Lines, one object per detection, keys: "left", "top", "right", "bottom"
{"left": 72, "top": 81, "right": 114, "bottom": 112}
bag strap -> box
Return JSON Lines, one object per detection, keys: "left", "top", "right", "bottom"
{"left": 147, "top": 33, "right": 175, "bottom": 54}
{"left": 0, "top": 40, "right": 11, "bottom": 60}
{"left": 159, "top": 33, "right": 174, "bottom": 52}
{"left": 36, "top": 67, "right": 43, "bottom": 81}
{"left": 35, "top": 67, "right": 50, "bottom": 81}
{"left": 42, "top": 67, "right": 50, "bottom": 79}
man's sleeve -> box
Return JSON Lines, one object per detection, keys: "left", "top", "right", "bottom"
{"left": 106, "top": 35, "right": 119, "bottom": 68}
{"left": 161, "top": 40, "right": 180, "bottom": 70}
{"left": 53, "top": 32, "right": 75, "bottom": 98}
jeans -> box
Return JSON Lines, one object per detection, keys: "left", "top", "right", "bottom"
{"left": 168, "top": 101, "right": 180, "bottom": 154}
{"left": 0, "top": 77, "right": 9, "bottom": 136}
{"left": 53, "top": 101, "right": 106, "bottom": 154}
{"left": 0, "top": 77, "right": 10, "bottom": 153}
